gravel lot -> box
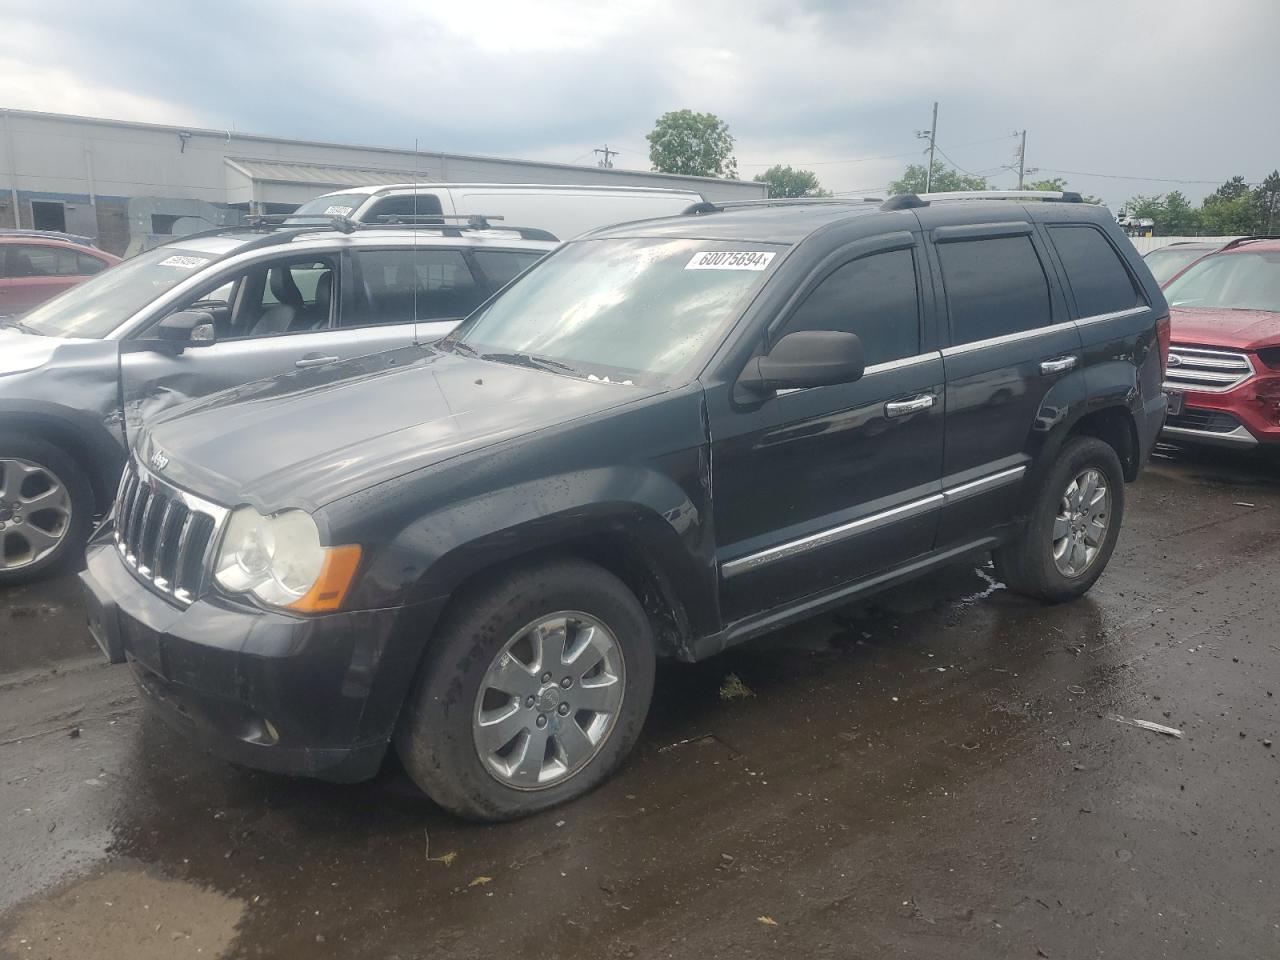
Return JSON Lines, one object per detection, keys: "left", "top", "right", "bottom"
{"left": 1, "top": 446, "right": 1276, "bottom": 960}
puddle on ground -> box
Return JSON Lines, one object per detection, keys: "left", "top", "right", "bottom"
{"left": 1, "top": 861, "right": 245, "bottom": 960}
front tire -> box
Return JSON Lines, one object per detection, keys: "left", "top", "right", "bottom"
{"left": 395, "top": 558, "right": 656, "bottom": 821}
{"left": 0, "top": 435, "right": 95, "bottom": 586}
{"left": 994, "top": 435, "right": 1125, "bottom": 603}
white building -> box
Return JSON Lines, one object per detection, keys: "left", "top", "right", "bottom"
{"left": 0, "top": 108, "right": 765, "bottom": 254}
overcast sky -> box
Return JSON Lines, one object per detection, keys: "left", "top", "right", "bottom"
{"left": 2, "top": 0, "right": 1277, "bottom": 206}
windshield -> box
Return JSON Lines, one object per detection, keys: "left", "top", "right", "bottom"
{"left": 447, "top": 238, "right": 783, "bottom": 384}
{"left": 1164, "top": 250, "right": 1280, "bottom": 312}
{"left": 20, "top": 246, "right": 223, "bottom": 339}
{"left": 1145, "top": 246, "right": 1212, "bottom": 286}
{"left": 292, "top": 193, "right": 369, "bottom": 218}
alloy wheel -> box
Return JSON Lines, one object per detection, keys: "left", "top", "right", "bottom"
{"left": 0, "top": 458, "right": 74, "bottom": 571}
{"left": 1052, "top": 467, "right": 1110, "bottom": 578}
{"left": 473, "top": 612, "right": 626, "bottom": 790}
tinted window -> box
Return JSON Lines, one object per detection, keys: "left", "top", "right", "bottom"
{"left": 1049, "top": 225, "right": 1142, "bottom": 317}
{"left": 348, "top": 249, "right": 482, "bottom": 325}
{"left": 472, "top": 249, "right": 545, "bottom": 288}
{"left": 5, "top": 243, "right": 78, "bottom": 277}
{"left": 938, "top": 235, "right": 1052, "bottom": 344}
{"left": 77, "top": 252, "right": 109, "bottom": 275}
{"left": 784, "top": 249, "right": 920, "bottom": 366}
{"left": 364, "top": 194, "right": 444, "bottom": 223}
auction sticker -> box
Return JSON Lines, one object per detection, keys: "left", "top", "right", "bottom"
{"left": 324, "top": 204, "right": 354, "bottom": 216}
{"left": 685, "top": 250, "right": 776, "bottom": 271}
{"left": 157, "top": 255, "right": 210, "bottom": 269}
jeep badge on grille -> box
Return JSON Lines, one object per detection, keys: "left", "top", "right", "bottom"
{"left": 150, "top": 450, "right": 170, "bottom": 471}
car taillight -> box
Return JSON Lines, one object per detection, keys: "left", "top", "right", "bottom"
{"left": 1155, "top": 314, "right": 1171, "bottom": 377}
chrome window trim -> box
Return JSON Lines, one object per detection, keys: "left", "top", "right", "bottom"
{"left": 940, "top": 323, "right": 1065, "bottom": 357}
{"left": 721, "top": 465, "right": 1026, "bottom": 577}
{"left": 1073, "top": 305, "right": 1148, "bottom": 328}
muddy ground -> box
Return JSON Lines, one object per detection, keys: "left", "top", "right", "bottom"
{"left": 0, "top": 445, "right": 1276, "bottom": 959}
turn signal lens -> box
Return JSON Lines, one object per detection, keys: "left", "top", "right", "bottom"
{"left": 287, "top": 545, "right": 363, "bottom": 613}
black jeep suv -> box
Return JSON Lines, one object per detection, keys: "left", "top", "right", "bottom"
{"left": 80, "top": 192, "right": 1169, "bottom": 820}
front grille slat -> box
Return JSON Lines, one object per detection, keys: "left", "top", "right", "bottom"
{"left": 112, "top": 459, "right": 226, "bottom": 607}
{"left": 1165, "top": 345, "right": 1255, "bottom": 393}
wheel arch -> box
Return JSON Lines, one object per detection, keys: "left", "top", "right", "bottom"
{"left": 0, "top": 402, "right": 126, "bottom": 514}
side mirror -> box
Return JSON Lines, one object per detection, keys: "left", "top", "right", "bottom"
{"left": 155, "top": 310, "right": 217, "bottom": 346}
{"left": 739, "top": 330, "right": 865, "bottom": 393}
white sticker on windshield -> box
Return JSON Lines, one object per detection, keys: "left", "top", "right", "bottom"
{"left": 323, "top": 204, "right": 354, "bottom": 216}
{"left": 685, "top": 250, "right": 775, "bottom": 271}
{"left": 157, "top": 255, "right": 210, "bottom": 269}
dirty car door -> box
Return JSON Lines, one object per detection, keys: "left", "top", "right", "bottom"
{"left": 119, "top": 250, "right": 403, "bottom": 432}
{"left": 711, "top": 235, "right": 945, "bottom": 623}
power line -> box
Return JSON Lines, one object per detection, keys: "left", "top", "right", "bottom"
{"left": 1036, "top": 166, "right": 1255, "bottom": 186}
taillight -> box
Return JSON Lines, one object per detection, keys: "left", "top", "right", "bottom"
{"left": 1155, "top": 314, "right": 1171, "bottom": 377}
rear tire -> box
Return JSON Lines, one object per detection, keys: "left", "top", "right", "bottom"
{"left": 0, "top": 434, "right": 95, "bottom": 586}
{"left": 395, "top": 558, "right": 656, "bottom": 821}
{"left": 994, "top": 436, "right": 1125, "bottom": 603}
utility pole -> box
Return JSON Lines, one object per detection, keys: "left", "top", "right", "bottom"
{"left": 594, "top": 144, "right": 618, "bottom": 169}
{"left": 916, "top": 103, "right": 938, "bottom": 192}
{"left": 1016, "top": 129, "right": 1027, "bottom": 189}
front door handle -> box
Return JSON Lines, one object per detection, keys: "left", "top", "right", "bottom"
{"left": 295, "top": 354, "right": 340, "bottom": 369}
{"left": 1040, "top": 355, "right": 1077, "bottom": 375}
{"left": 885, "top": 394, "right": 935, "bottom": 418}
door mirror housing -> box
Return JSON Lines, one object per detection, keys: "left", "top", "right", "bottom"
{"left": 155, "top": 310, "right": 217, "bottom": 347}
{"left": 740, "top": 330, "right": 865, "bottom": 393}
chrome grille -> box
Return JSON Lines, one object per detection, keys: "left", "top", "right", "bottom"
{"left": 1164, "top": 345, "right": 1255, "bottom": 393}
{"left": 113, "top": 459, "right": 226, "bottom": 605}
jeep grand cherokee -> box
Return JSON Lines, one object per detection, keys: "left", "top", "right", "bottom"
{"left": 80, "top": 192, "right": 1169, "bottom": 820}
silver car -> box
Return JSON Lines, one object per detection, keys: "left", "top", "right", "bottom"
{"left": 0, "top": 220, "right": 554, "bottom": 583}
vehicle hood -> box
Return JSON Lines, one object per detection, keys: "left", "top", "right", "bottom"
{"left": 0, "top": 327, "right": 62, "bottom": 375}
{"left": 1169, "top": 307, "right": 1280, "bottom": 352}
{"left": 139, "top": 346, "right": 663, "bottom": 511}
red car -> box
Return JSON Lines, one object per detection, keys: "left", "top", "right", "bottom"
{"left": 1162, "top": 237, "right": 1280, "bottom": 449}
{"left": 0, "top": 233, "right": 119, "bottom": 316}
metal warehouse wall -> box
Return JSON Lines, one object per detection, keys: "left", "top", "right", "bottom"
{"left": 0, "top": 108, "right": 765, "bottom": 254}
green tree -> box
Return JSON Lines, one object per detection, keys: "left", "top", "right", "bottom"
{"left": 646, "top": 110, "right": 737, "bottom": 178}
{"left": 1210, "top": 175, "right": 1252, "bottom": 202}
{"left": 1024, "top": 177, "right": 1068, "bottom": 192}
{"left": 889, "top": 161, "right": 987, "bottom": 195}
{"left": 1162, "top": 191, "right": 1201, "bottom": 235}
{"left": 1255, "top": 170, "right": 1280, "bottom": 234}
{"left": 752, "top": 164, "right": 831, "bottom": 198}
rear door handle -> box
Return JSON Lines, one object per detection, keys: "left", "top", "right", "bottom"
{"left": 296, "top": 355, "right": 340, "bottom": 369}
{"left": 1040, "top": 355, "right": 1077, "bottom": 375}
{"left": 885, "top": 394, "right": 935, "bottom": 418}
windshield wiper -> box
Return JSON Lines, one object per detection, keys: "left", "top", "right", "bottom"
{"left": 480, "top": 351, "right": 582, "bottom": 376}
{"left": 444, "top": 339, "right": 480, "bottom": 357}
{"left": 0, "top": 317, "right": 37, "bottom": 335}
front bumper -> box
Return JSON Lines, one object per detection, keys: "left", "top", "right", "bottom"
{"left": 79, "top": 531, "right": 443, "bottom": 782}
{"left": 1162, "top": 384, "right": 1280, "bottom": 448}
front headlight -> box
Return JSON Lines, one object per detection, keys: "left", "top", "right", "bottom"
{"left": 214, "top": 507, "right": 361, "bottom": 612}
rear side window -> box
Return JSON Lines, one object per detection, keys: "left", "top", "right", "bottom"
{"left": 472, "top": 250, "right": 546, "bottom": 289}
{"left": 783, "top": 249, "right": 920, "bottom": 367}
{"left": 938, "top": 236, "right": 1052, "bottom": 345}
{"left": 1049, "top": 225, "right": 1143, "bottom": 318}
{"left": 348, "top": 249, "right": 483, "bottom": 325}
{"left": 77, "top": 252, "right": 109, "bottom": 275}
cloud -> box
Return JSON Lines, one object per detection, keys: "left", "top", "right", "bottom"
{"left": 1, "top": 0, "right": 1277, "bottom": 205}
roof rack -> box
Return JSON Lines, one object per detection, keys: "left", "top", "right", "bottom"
{"left": 1220, "top": 235, "right": 1280, "bottom": 251}
{"left": 160, "top": 213, "right": 559, "bottom": 249}
{"left": 882, "top": 190, "right": 1085, "bottom": 211}
{"left": 683, "top": 197, "right": 882, "bottom": 216}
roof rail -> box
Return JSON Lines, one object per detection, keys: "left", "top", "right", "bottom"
{"left": 884, "top": 189, "right": 1087, "bottom": 210}
{"left": 1220, "top": 235, "right": 1280, "bottom": 251}
{"left": 365, "top": 213, "right": 558, "bottom": 241}
{"left": 683, "top": 197, "right": 882, "bottom": 216}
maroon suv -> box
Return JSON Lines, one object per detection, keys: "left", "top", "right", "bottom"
{"left": 1162, "top": 238, "right": 1280, "bottom": 448}
{"left": 0, "top": 233, "right": 119, "bottom": 316}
